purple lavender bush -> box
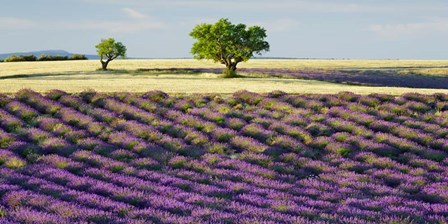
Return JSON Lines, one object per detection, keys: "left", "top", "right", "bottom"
{"left": 0, "top": 90, "right": 447, "bottom": 223}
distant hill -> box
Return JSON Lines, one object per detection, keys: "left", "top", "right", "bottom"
{"left": 0, "top": 50, "right": 98, "bottom": 60}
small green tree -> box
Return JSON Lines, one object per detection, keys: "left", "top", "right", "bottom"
{"left": 95, "top": 38, "right": 127, "bottom": 71}
{"left": 190, "top": 18, "right": 270, "bottom": 78}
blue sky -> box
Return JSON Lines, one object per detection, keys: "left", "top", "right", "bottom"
{"left": 1, "top": 0, "right": 448, "bottom": 59}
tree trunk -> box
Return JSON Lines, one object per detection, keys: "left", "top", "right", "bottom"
{"left": 225, "top": 62, "right": 238, "bottom": 72}
{"left": 229, "top": 63, "right": 237, "bottom": 72}
{"left": 223, "top": 63, "right": 238, "bottom": 78}
{"left": 101, "top": 60, "right": 109, "bottom": 71}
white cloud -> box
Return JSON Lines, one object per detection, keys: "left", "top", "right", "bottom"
{"left": 0, "top": 14, "right": 164, "bottom": 34}
{"left": 171, "top": 1, "right": 381, "bottom": 13}
{"left": 181, "top": 17, "right": 298, "bottom": 33}
{"left": 252, "top": 19, "right": 299, "bottom": 32}
{"left": 369, "top": 19, "right": 448, "bottom": 40}
{"left": 69, "top": 20, "right": 164, "bottom": 33}
{"left": 81, "top": 0, "right": 448, "bottom": 14}
{"left": 122, "top": 8, "right": 148, "bottom": 19}
{"left": 0, "top": 17, "right": 36, "bottom": 29}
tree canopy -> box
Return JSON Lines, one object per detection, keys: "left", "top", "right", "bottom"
{"left": 95, "top": 38, "right": 127, "bottom": 71}
{"left": 190, "top": 18, "right": 270, "bottom": 77}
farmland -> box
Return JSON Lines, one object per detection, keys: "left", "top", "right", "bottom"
{"left": 1, "top": 59, "right": 448, "bottom": 94}
{"left": 0, "top": 89, "right": 447, "bottom": 223}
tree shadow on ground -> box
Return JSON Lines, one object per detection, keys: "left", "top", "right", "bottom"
{"left": 134, "top": 68, "right": 448, "bottom": 89}
{"left": 0, "top": 70, "right": 133, "bottom": 80}
{"left": 3, "top": 67, "right": 448, "bottom": 89}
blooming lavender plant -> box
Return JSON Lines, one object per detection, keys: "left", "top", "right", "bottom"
{"left": 0, "top": 91, "right": 446, "bottom": 223}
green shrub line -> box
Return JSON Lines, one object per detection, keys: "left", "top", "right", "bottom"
{"left": 3, "top": 54, "right": 88, "bottom": 62}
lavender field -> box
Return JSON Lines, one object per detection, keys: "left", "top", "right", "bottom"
{"left": 0, "top": 89, "right": 448, "bottom": 223}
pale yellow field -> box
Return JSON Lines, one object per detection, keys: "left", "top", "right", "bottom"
{"left": 3, "top": 75, "right": 448, "bottom": 95}
{"left": 1, "top": 59, "right": 448, "bottom": 76}
{"left": 1, "top": 59, "right": 448, "bottom": 94}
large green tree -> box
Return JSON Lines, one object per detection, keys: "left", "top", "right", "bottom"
{"left": 190, "top": 18, "right": 270, "bottom": 77}
{"left": 95, "top": 38, "right": 127, "bottom": 71}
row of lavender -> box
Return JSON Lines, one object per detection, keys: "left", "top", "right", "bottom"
{"left": 0, "top": 89, "right": 447, "bottom": 223}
